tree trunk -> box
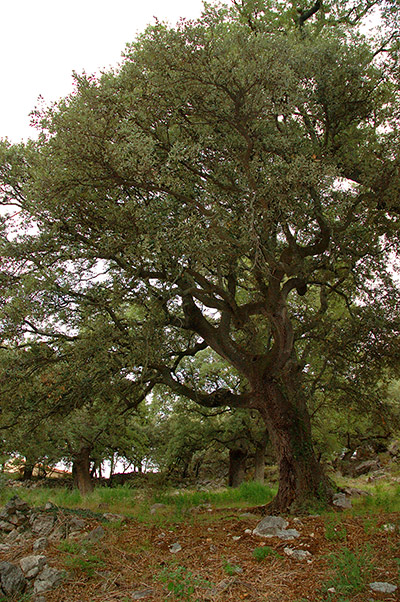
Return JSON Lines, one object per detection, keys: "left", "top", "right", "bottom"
{"left": 72, "top": 446, "right": 94, "bottom": 495}
{"left": 22, "top": 452, "right": 36, "bottom": 480}
{"left": 255, "top": 371, "right": 329, "bottom": 512}
{"left": 254, "top": 444, "right": 265, "bottom": 484}
{"left": 228, "top": 449, "right": 247, "bottom": 488}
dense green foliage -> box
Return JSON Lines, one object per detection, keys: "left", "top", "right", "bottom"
{"left": 0, "top": 0, "right": 400, "bottom": 507}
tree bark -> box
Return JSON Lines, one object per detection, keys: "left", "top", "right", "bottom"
{"left": 22, "top": 452, "right": 36, "bottom": 480}
{"left": 72, "top": 446, "right": 94, "bottom": 495}
{"left": 254, "top": 444, "right": 266, "bottom": 484}
{"left": 254, "top": 368, "right": 329, "bottom": 512}
{"left": 228, "top": 448, "right": 247, "bottom": 488}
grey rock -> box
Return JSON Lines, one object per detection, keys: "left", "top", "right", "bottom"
{"left": 0, "top": 520, "right": 14, "bottom": 532}
{"left": 383, "top": 523, "right": 396, "bottom": 533}
{"left": 33, "top": 537, "right": 49, "bottom": 551}
{"left": 332, "top": 493, "right": 352, "bottom": 509}
{"left": 276, "top": 528, "right": 300, "bottom": 540}
{"left": 131, "top": 589, "right": 154, "bottom": 599}
{"left": 44, "top": 502, "right": 57, "bottom": 511}
{"left": 353, "top": 459, "right": 380, "bottom": 476}
{"left": 8, "top": 510, "right": 28, "bottom": 526}
{"left": 150, "top": 503, "right": 166, "bottom": 515}
{"left": 69, "top": 517, "right": 86, "bottom": 530}
{"left": 33, "top": 567, "right": 67, "bottom": 594}
{"left": 0, "top": 561, "right": 27, "bottom": 596}
{"left": 5, "top": 495, "right": 29, "bottom": 513}
{"left": 0, "top": 544, "right": 10, "bottom": 552}
{"left": 31, "top": 514, "right": 56, "bottom": 537}
{"left": 5, "top": 528, "right": 20, "bottom": 543}
{"left": 169, "top": 542, "right": 182, "bottom": 553}
{"left": 369, "top": 582, "right": 397, "bottom": 593}
{"left": 103, "top": 513, "right": 125, "bottom": 523}
{"left": 253, "top": 516, "right": 288, "bottom": 537}
{"left": 84, "top": 526, "right": 105, "bottom": 543}
{"left": 284, "top": 547, "right": 312, "bottom": 561}
{"left": 20, "top": 555, "right": 47, "bottom": 579}
{"left": 48, "top": 526, "right": 64, "bottom": 541}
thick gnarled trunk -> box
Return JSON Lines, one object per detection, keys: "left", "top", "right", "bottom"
{"left": 255, "top": 372, "right": 328, "bottom": 512}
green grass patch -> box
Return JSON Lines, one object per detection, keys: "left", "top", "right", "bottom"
{"left": 343, "top": 483, "right": 400, "bottom": 515}
{"left": 324, "top": 514, "right": 347, "bottom": 541}
{"left": 323, "top": 545, "right": 373, "bottom": 596}
{"left": 223, "top": 560, "right": 243, "bottom": 575}
{"left": 63, "top": 552, "right": 105, "bottom": 576}
{"left": 153, "top": 481, "right": 275, "bottom": 514}
{"left": 0, "top": 483, "right": 137, "bottom": 515}
{"left": 57, "top": 539, "right": 105, "bottom": 577}
{"left": 252, "top": 545, "right": 282, "bottom": 561}
{"left": 157, "top": 563, "right": 213, "bottom": 601}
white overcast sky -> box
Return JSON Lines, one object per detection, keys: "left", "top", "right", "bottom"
{"left": 1, "top": 0, "right": 205, "bottom": 143}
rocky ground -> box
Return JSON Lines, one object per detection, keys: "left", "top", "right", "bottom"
{"left": 0, "top": 492, "right": 399, "bottom": 602}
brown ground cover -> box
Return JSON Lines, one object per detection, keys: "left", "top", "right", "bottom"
{"left": 4, "top": 506, "right": 397, "bottom": 602}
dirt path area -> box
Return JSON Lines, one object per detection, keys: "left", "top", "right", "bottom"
{"left": 21, "top": 509, "right": 397, "bottom": 602}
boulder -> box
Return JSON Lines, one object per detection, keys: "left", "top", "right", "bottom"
{"left": 33, "top": 537, "right": 49, "bottom": 551}
{"left": 19, "top": 555, "right": 47, "bottom": 579}
{"left": 30, "top": 513, "right": 56, "bottom": 537}
{"left": 0, "top": 520, "right": 15, "bottom": 532}
{"left": 276, "top": 529, "right": 300, "bottom": 540}
{"left": 332, "top": 493, "right": 351, "bottom": 509}
{"left": 5, "top": 496, "right": 30, "bottom": 513}
{"left": 253, "top": 516, "right": 288, "bottom": 537}
{"left": 0, "top": 561, "right": 27, "bottom": 597}
{"left": 69, "top": 517, "right": 86, "bottom": 530}
{"left": 84, "top": 525, "right": 105, "bottom": 543}
{"left": 33, "top": 567, "right": 67, "bottom": 594}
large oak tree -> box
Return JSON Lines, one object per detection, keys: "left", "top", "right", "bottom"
{"left": 1, "top": 0, "right": 400, "bottom": 510}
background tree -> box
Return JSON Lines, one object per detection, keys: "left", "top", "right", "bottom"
{"left": 1, "top": 0, "right": 400, "bottom": 510}
{"left": 0, "top": 335, "right": 150, "bottom": 494}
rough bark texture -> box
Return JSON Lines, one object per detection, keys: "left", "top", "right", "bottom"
{"left": 255, "top": 372, "right": 328, "bottom": 512}
{"left": 72, "top": 446, "right": 94, "bottom": 495}
{"left": 254, "top": 444, "right": 266, "bottom": 484}
{"left": 228, "top": 448, "right": 247, "bottom": 488}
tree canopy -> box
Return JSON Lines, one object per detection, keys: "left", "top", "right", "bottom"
{"left": 1, "top": 0, "right": 400, "bottom": 510}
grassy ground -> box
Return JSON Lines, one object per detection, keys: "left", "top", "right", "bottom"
{"left": 0, "top": 476, "right": 399, "bottom": 601}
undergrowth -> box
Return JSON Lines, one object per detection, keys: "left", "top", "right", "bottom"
{"left": 323, "top": 545, "right": 373, "bottom": 597}
{"left": 153, "top": 481, "right": 276, "bottom": 513}
{"left": 157, "top": 563, "right": 213, "bottom": 601}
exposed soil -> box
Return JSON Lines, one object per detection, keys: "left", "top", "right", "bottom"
{"left": 3, "top": 506, "right": 399, "bottom": 602}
